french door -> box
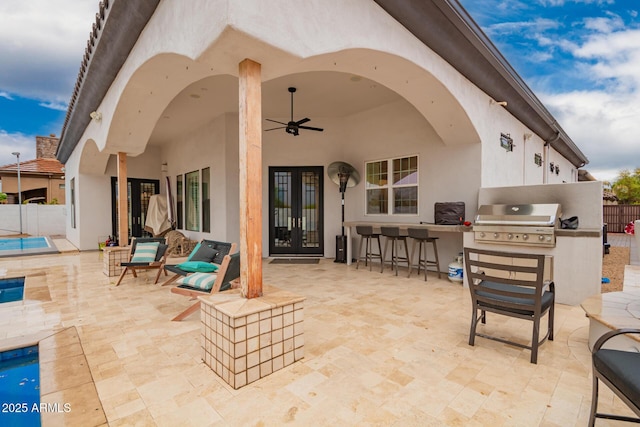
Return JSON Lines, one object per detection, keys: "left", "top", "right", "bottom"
{"left": 269, "top": 167, "right": 324, "bottom": 256}
{"left": 111, "top": 178, "right": 160, "bottom": 243}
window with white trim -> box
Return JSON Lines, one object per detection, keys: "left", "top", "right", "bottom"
{"left": 365, "top": 155, "right": 418, "bottom": 215}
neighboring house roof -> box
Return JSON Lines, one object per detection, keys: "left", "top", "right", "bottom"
{"left": 57, "top": 0, "right": 589, "bottom": 168}
{"left": 603, "top": 190, "right": 618, "bottom": 202}
{"left": 0, "top": 158, "right": 65, "bottom": 175}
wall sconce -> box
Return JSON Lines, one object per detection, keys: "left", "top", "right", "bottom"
{"left": 549, "top": 162, "right": 554, "bottom": 172}
{"left": 90, "top": 111, "right": 102, "bottom": 122}
{"left": 555, "top": 165, "right": 560, "bottom": 175}
{"left": 161, "top": 162, "right": 168, "bottom": 173}
{"left": 534, "top": 153, "right": 542, "bottom": 166}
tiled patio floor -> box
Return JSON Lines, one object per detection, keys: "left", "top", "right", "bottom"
{"left": 0, "top": 251, "right": 635, "bottom": 426}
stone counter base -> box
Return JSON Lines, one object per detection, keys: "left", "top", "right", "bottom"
{"left": 199, "top": 285, "right": 305, "bottom": 389}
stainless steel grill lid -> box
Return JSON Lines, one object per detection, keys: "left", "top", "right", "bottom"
{"left": 474, "top": 204, "right": 562, "bottom": 226}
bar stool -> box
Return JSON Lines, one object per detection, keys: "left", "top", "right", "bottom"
{"left": 355, "top": 226, "right": 383, "bottom": 272}
{"left": 380, "top": 226, "right": 410, "bottom": 276}
{"left": 407, "top": 227, "right": 441, "bottom": 281}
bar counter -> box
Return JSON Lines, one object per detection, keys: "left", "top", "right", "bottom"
{"left": 342, "top": 221, "right": 471, "bottom": 265}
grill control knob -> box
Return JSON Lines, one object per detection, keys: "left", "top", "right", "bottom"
{"left": 546, "top": 236, "right": 552, "bottom": 242}
{"left": 493, "top": 233, "right": 499, "bottom": 239}
{"left": 508, "top": 233, "right": 514, "bottom": 240}
{"left": 538, "top": 235, "right": 545, "bottom": 241}
{"left": 479, "top": 232, "right": 485, "bottom": 238}
{"left": 522, "top": 234, "right": 529, "bottom": 240}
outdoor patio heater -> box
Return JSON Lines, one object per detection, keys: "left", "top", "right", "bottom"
{"left": 328, "top": 161, "right": 360, "bottom": 263}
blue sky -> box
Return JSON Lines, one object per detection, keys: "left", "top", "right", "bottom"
{"left": 0, "top": 1, "right": 639, "bottom": 183}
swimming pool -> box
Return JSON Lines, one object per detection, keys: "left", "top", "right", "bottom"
{"left": 0, "top": 237, "right": 58, "bottom": 258}
{"left": 0, "top": 345, "right": 41, "bottom": 426}
{"left": 0, "top": 277, "right": 25, "bottom": 303}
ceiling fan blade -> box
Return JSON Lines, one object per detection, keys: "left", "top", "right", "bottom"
{"left": 266, "top": 119, "right": 287, "bottom": 125}
{"left": 265, "top": 126, "right": 286, "bottom": 131}
{"left": 298, "top": 125, "right": 324, "bottom": 132}
{"left": 295, "top": 117, "right": 310, "bottom": 126}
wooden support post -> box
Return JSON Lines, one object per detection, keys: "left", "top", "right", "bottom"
{"left": 117, "top": 152, "right": 128, "bottom": 246}
{"left": 239, "top": 58, "right": 263, "bottom": 299}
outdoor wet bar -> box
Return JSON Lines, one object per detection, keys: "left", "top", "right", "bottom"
{"left": 343, "top": 221, "right": 470, "bottom": 271}
{"left": 199, "top": 285, "right": 305, "bottom": 389}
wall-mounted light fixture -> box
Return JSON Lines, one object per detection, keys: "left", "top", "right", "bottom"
{"left": 90, "top": 111, "right": 102, "bottom": 122}
{"left": 549, "top": 162, "right": 555, "bottom": 172}
{"left": 490, "top": 99, "right": 508, "bottom": 107}
{"left": 500, "top": 133, "right": 513, "bottom": 151}
{"left": 161, "top": 162, "right": 168, "bottom": 173}
{"left": 534, "top": 153, "right": 542, "bottom": 166}
{"left": 555, "top": 165, "right": 560, "bottom": 175}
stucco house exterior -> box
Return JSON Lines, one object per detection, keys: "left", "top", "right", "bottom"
{"left": 0, "top": 135, "right": 65, "bottom": 205}
{"left": 57, "top": 0, "right": 589, "bottom": 266}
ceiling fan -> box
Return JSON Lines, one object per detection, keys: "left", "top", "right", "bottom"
{"left": 265, "top": 87, "right": 324, "bottom": 136}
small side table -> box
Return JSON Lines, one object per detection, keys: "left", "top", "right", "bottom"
{"left": 103, "top": 246, "right": 130, "bottom": 277}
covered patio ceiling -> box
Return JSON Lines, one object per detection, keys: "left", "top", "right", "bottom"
{"left": 148, "top": 71, "right": 404, "bottom": 147}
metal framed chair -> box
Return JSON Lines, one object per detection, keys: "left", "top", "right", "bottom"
{"left": 463, "top": 247, "right": 555, "bottom": 364}
{"left": 589, "top": 328, "right": 640, "bottom": 426}
{"left": 355, "top": 225, "right": 383, "bottom": 272}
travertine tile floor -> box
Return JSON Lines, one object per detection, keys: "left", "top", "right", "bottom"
{"left": 0, "top": 252, "right": 635, "bottom": 426}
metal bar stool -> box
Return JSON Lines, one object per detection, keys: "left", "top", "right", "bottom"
{"left": 355, "top": 226, "right": 383, "bottom": 271}
{"left": 407, "top": 227, "right": 441, "bottom": 280}
{"left": 381, "top": 226, "right": 410, "bottom": 276}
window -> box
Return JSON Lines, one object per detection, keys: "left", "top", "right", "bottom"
{"left": 176, "top": 175, "right": 183, "bottom": 229}
{"left": 366, "top": 155, "right": 418, "bottom": 215}
{"left": 202, "top": 167, "right": 210, "bottom": 232}
{"left": 185, "top": 170, "right": 199, "bottom": 231}
{"left": 70, "top": 178, "right": 76, "bottom": 228}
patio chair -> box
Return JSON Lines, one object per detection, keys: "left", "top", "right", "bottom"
{"left": 463, "top": 247, "right": 555, "bottom": 364}
{"left": 160, "top": 239, "right": 237, "bottom": 287}
{"left": 115, "top": 237, "right": 169, "bottom": 286}
{"left": 589, "top": 328, "right": 640, "bottom": 426}
{"left": 171, "top": 252, "right": 240, "bottom": 321}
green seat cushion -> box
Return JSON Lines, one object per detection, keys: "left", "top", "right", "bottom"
{"left": 176, "top": 272, "right": 217, "bottom": 291}
{"left": 176, "top": 261, "right": 219, "bottom": 273}
{"left": 131, "top": 242, "right": 160, "bottom": 263}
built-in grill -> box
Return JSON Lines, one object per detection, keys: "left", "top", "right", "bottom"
{"left": 473, "top": 203, "right": 562, "bottom": 248}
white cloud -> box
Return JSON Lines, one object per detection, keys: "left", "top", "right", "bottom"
{"left": 0, "top": 131, "right": 36, "bottom": 167}
{"left": 0, "top": 92, "right": 13, "bottom": 100}
{"left": 583, "top": 13, "right": 625, "bottom": 33}
{"left": 0, "top": 0, "right": 96, "bottom": 103}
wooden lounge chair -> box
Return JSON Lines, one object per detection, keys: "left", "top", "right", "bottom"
{"left": 171, "top": 252, "right": 240, "bottom": 321}
{"left": 463, "top": 247, "right": 555, "bottom": 364}
{"left": 160, "top": 239, "right": 237, "bottom": 286}
{"left": 115, "top": 237, "right": 169, "bottom": 286}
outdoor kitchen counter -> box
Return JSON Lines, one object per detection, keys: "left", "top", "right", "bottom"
{"left": 343, "top": 221, "right": 472, "bottom": 266}
{"left": 556, "top": 228, "right": 601, "bottom": 237}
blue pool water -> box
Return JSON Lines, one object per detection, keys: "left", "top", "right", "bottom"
{"left": 0, "top": 237, "right": 49, "bottom": 251}
{"left": 0, "top": 345, "right": 41, "bottom": 426}
{"left": 0, "top": 278, "right": 25, "bottom": 303}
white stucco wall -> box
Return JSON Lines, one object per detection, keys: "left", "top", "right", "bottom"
{"left": 63, "top": 0, "right": 584, "bottom": 254}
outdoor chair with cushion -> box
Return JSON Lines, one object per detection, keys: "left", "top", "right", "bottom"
{"left": 463, "top": 247, "right": 555, "bottom": 364}
{"left": 589, "top": 328, "right": 640, "bottom": 426}
{"left": 115, "top": 237, "right": 169, "bottom": 286}
{"left": 160, "top": 239, "right": 237, "bottom": 287}
{"left": 171, "top": 252, "right": 240, "bottom": 321}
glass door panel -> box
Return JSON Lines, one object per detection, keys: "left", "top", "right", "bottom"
{"left": 269, "top": 167, "right": 323, "bottom": 256}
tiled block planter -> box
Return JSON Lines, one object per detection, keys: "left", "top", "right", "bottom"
{"left": 200, "top": 286, "right": 305, "bottom": 389}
